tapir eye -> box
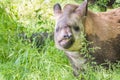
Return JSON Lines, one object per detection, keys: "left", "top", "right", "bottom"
{"left": 73, "top": 26, "right": 80, "bottom": 32}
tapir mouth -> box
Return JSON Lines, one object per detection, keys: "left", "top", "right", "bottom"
{"left": 58, "top": 38, "right": 74, "bottom": 49}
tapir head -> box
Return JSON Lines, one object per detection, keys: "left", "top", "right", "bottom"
{"left": 53, "top": 0, "right": 88, "bottom": 51}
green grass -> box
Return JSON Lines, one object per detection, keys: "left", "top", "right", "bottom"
{"left": 0, "top": 0, "right": 120, "bottom": 80}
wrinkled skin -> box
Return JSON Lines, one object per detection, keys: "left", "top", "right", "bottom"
{"left": 53, "top": 0, "right": 120, "bottom": 76}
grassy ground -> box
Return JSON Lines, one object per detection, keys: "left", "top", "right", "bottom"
{"left": 0, "top": 0, "right": 120, "bottom": 80}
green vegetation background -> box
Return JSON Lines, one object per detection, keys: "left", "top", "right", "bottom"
{"left": 0, "top": 0, "right": 120, "bottom": 80}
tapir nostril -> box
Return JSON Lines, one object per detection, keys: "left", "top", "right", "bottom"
{"left": 63, "top": 34, "right": 72, "bottom": 39}
{"left": 63, "top": 35, "right": 68, "bottom": 38}
{"left": 69, "top": 34, "right": 72, "bottom": 37}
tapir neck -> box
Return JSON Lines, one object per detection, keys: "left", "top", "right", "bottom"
{"left": 84, "top": 10, "right": 97, "bottom": 36}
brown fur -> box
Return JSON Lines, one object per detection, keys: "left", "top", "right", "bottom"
{"left": 85, "top": 9, "right": 120, "bottom": 63}
{"left": 85, "top": 8, "right": 120, "bottom": 41}
{"left": 53, "top": 1, "right": 120, "bottom": 76}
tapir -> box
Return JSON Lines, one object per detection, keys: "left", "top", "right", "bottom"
{"left": 53, "top": 0, "right": 120, "bottom": 76}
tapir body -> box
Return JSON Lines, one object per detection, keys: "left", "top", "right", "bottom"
{"left": 53, "top": 0, "right": 120, "bottom": 76}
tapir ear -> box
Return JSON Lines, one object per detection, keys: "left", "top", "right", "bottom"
{"left": 53, "top": 3, "right": 62, "bottom": 18}
{"left": 75, "top": 0, "right": 88, "bottom": 17}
